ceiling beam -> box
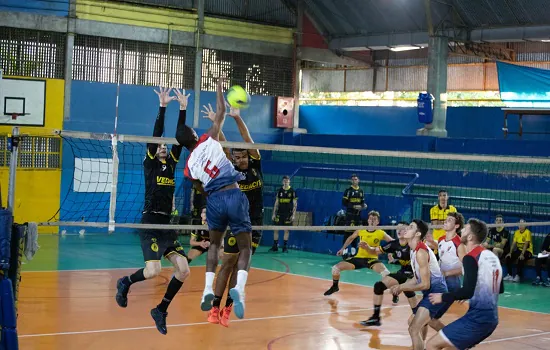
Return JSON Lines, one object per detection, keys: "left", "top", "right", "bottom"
{"left": 329, "top": 25, "right": 550, "bottom": 50}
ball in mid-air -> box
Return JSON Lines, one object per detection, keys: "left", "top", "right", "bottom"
{"left": 227, "top": 85, "right": 251, "bottom": 109}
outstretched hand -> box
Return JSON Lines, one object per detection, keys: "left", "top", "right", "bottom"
{"left": 201, "top": 103, "right": 216, "bottom": 122}
{"left": 174, "top": 88, "right": 191, "bottom": 110}
{"left": 154, "top": 86, "right": 176, "bottom": 107}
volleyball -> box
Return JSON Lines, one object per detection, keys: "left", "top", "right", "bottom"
{"left": 226, "top": 85, "right": 251, "bottom": 109}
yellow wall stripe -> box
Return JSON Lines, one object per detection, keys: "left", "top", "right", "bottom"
{"left": 76, "top": 0, "right": 293, "bottom": 45}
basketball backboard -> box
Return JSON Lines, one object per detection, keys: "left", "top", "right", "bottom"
{"left": 0, "top": 73, "right": 46, "bottom": 126}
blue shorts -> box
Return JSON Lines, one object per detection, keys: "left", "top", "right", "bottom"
{"left": 412, "top": 282, "right": 448, "bottom": 319}
{"left": 440, "top": 310, "right": 498, "bottom": 350}
{"left": 206, "top": 188, "right": 252, "bottom": 235}
{"left": 434, "top": 275, "right": 462, "bottom": 319}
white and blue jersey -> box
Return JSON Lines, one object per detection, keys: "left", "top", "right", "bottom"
{"left": 439, "top": 246, "right": 503, "bottom": 350}
{"left": 184, "top": 134, "right": 244, "bottom": 193}
{"left": 184, "top": 134, "right": 251, "bottom": 234}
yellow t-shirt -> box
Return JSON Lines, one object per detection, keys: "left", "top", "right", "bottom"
{"left": 513, "top": 229, "right": 533, "bottom": 254}
{"left": 354, "top": 229, "right": 386, "bottom": 259}
{"left": 430, "top": 204, "right": 457, "bottom": 242}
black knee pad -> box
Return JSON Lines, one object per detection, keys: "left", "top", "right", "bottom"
{"left": 404, "top": 291, "right": 416, "bottom": 298}
{"left": 373, "top": 281, "right": 387, "bottom": 295}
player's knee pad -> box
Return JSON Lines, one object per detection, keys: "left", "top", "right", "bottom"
{"left": 331, "top": 265, "right": 341, "bottom": 276}
{"left": 373, "top": 281, "right": 387, "bottom": 295}
{"left": 404, "top": 291, "right": 416, "bottom": 299}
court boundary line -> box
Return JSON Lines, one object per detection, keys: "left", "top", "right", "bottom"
{"left": 22, "top": 265, "right": 550, "bottom": 316}
{"left": 18, "top": 305, "right": 408, "bottom": 338}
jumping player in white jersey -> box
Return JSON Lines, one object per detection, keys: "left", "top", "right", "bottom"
{"left": 178, "top": 78, "right": 252, "bottom": 319}
{"left": 390, "top": 219, "right": 448, "bottom": 350}
{"left": 427, "top": 218, "right": 504, "bottom": 350}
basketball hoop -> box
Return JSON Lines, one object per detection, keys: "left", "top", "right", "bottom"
{"left": 4, "top": 113, "right": 29, "bottom": 122}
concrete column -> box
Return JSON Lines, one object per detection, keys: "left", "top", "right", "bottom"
{"left": 291, "top": 0, "right": 307, "bottom": 134}
{"left": 63, "top": 0, "right": 77, "bottom": 121}
{"left": 417, "top": 36, "right": 448, "bottom": 137}
{"left": 192, "top": 0, "right": 205, "bottom": 128}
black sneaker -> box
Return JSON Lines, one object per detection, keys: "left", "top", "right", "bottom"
{"left": 324, "top": 285, "right": 339, "bottom": 296}
{"left": 392, "top": 294, "right": 399, "bottom": 305}
{"left": 151, "top": 307, "right": 168, "bottom": 335}
{"left": 359, "top": 316, "right": 381, "bottom": 327}
{"left": 115, "top": 277, "right": 130, "bottom": 308}
{"left": 268, "top": 245, "right": 278, "bottom": 252}
{"left": 282, "top": 246, "right": 288, "bottom": 253}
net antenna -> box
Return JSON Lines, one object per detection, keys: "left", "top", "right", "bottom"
{"left": 108, "top": 43, "right": 123, "bottom": 233}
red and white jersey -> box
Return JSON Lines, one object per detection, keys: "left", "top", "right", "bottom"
{"left": 438, "top": 234, "right": 463, "bottom": 273}
{"left": 468, "top": 246, "right": 502, "bottom": 315}
{"left": 184, "top": 134, "right": 243, "bottom": 192}
{"left": 411, "top": 241, "right": 446, "bottom": 287}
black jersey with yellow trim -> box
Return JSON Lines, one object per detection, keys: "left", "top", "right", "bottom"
{"left": 276, "top": 186, "right": 297, "bottom": 216}
{"left": 342, "top": 186, "right": 364, "bottom": 215}
{"left": 236, "top": 153, "right": 264, "bottom": 218}
{"left": 380, "top": 239, "right": 412, "bottom": 270}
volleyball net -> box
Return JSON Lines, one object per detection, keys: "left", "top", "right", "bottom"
{"left": 7, "top": 129, "right": 550, "bottom": 252}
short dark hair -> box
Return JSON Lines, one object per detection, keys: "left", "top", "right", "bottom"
{"left": 495, "top": 214, "right": 503, "bottom": 219}
{"left": 282, "top": 175, "right": 290, "bottom": 180}
{"left": 398, "top": 220, "right": 409, "bottom": 226}
{"left": 231, "top": 148, "right": 248, "bottom": 154}
{"left": 447, "top": 212, "right": 465, "bottom": 231}
{"left": 468, "top": 218, "right": 488, "bottom": 243}
{"left": 368, "top": 210, "right": 380, "bottom": 219}
{"left": 351, "top": 174, "right": 358, "bottom": 178}
{"left": 412, "top": 219, "right": 429, "bottom": 240}
{"left": 438, "top": 189, "right": 447, "bottom": 195}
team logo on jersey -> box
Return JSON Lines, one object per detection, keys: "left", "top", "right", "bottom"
{"left": 151, "top": 243, "right": 159, "bottom": 252}
{"left": 373, "top": 238, "right": 380, "bottom": 244}
{"left": 228, "top": 236, "right": 237, "bottom": 246}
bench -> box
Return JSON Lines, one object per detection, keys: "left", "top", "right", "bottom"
{"left": 502, "top": 108, "right": 550, "bottom": 138}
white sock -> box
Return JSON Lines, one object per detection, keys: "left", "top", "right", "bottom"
{"left": 235, "top": 270, "right": 249, "bottom": 291}
{"left": 205, "top": 272, "right": 215, "bottom": 291}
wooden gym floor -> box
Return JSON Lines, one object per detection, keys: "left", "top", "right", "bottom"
{"left": 17, "top": 234, "right": 550, "bottom": 349}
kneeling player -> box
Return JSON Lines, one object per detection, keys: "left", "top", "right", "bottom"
{"left": 389, "top": 220, "right": 448, "bottom": 350}
{"left": 426, "top": 218, "right": 504, "bottom": 350}
{"left": 359, "top": 221, "right": 418, "bottom": 326}
{"left": 324, "top": 211, "right": 393, "bottom": 296}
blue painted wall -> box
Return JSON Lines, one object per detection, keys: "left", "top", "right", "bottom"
{"left": 300, "top": 105, "right": 550, "bottom": 141}
{"left": 0, "top": 0, "right": 69, "bottom": 16}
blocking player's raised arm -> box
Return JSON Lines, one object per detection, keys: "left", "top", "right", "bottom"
{"left": 228, "top": 107, "right": 260, "bottom": 159}
{"left": 170, "top": 88, "right": 191, "bottom": 161}
{"left": 207, "top": 78, "right": 226, "bottom": 140}
{"left": 147, "top": 87, "right": 175, "bottom": 159}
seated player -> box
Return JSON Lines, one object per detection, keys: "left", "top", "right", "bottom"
{"left": 186, "top": 207, "right": 224, "bottom": 264}
{"left": 324, "top": 211, "right": 393, "bottom": 296}
{"left": 389, "top": 220, "right": 448, "bottom": 350}
{"left": 482, "top": 214, "right": 510, "bottom": 259}
{"left": 180, "top": 79, "right": 252, "bottom": 319}
{"left": 115, "top": 87, "right": 191, "bottom": 335}
{"left": 269, "top": 175, "right": 298, "bottom": 252}
{"left": 430, "top": 212, "right": 466, "bottom": 331}
{"left": 532, "top": 232, "right": 550, "bottom": 286}
{"left": 201, "top": 103, "right": 263, "bottom": 326}
{"left": 359, "top": 221, "right": 419, "bottom": 327}
{"left": 504, "top": 219, "right": 533, "bottom": 282}
{"left": 426, "top": 218, "right": 504, "bottom": 350}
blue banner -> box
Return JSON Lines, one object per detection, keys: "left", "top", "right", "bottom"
{"left": 497, "top": 61, "right": 550, "bottom": 106}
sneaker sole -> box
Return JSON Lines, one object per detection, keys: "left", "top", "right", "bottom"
{"left": 115, "top": 279, "right": 128, "bottom": 308}
{"left": 201, "top": 293, "right": 215, "bottom": 311}
{"left": 150, "top": 309, "right": 167, "bottom": 335}
{"left": 229, "top": 288, "right": 245, "bottom": 319}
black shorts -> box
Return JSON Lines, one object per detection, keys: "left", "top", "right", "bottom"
{"left": 273, "top": 212, "right": 293, "bottom": 226}
{"left": 139, "top": 212, "right": 186, "bottom": 262}
{"left": 388, "top": 269, "right": 414, "bottom": 284}
{"left": 224, "top": 216, "right": 263, "bottom": 255}
{"left": 190, "top": 245, "right": 208, "bottom": 254}
{"left": 345, "top": 257, "right": 380, "bottom": 270}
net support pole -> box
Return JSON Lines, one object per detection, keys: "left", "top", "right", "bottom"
{"left": 108, "top": 134, "right": 119, "bottom": 233}
{"left": 192, "top": 0, "right": 205, "bottom": 128}
{"left": 7, "top": 127, "right": 19, "bottom": 214}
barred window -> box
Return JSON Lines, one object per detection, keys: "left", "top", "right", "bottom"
{"left": 201, "top": 48, "right": 293, "bottom": 96}
{"left": 109, "top": 0, "right": 193, "bottom": 10}
{"left": 0, "top": 27, "right": 66, "bottom": 79}
{"left": 0, "top": 135, "right": 61, "bottom": 169}
{"left": 73, "top": 35, "right": 195, "bottom": 89}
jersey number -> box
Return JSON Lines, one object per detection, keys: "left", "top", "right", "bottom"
{"left": 492, "top": 269, "right": 500, "bottom": 293}
{"left": 204, "top": 160, "right": 220, "bottom": 179}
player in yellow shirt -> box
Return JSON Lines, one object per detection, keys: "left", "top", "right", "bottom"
{"left": 504, "top": 219, "right": 533, "bottom": 283}
{"left": 429, "top": 190, "right": 457, "bottom": 254}
{"left": 324, "top": 211, "right": 393, "bottom": 295}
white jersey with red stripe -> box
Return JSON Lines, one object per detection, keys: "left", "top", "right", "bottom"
{"left": 468, "top": 246, "right": 502, "bottom": 316}
{"left": 411, "top": 241, "right": 446, "bottom": 289}
{"left": 438, "top": 234, "right": 463, "bottom": 273}
{"left": 184, "top": 134, "right": 244, "bottom": 193}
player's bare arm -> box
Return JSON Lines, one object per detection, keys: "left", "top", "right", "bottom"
{"left": 207, "top": 78, "right": 226, "bottom": 140}
{"left": 202, "top": 103, "right": 231, "bottom": 160}
{"left": 395, "top": 249, "right": 430, "bottom": 293}
{"left": 337, "top": 230, "right": 360, "bottom": 256}
{"left": 272, "top": 198, "right": 279, "bottom": 220}
{"left": 227, "top": 107, "right": 260, "bottom": 159}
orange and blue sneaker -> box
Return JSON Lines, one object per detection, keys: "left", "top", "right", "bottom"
{"left": 220, "top": 305, "right": 232, "bottom": 327}
{"left": 207, "top": 307, "right": 220, "bottom": 324}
